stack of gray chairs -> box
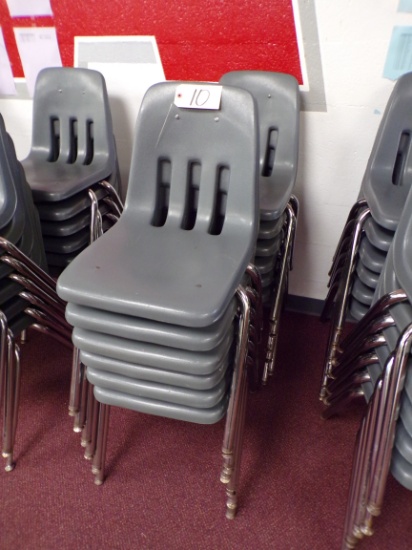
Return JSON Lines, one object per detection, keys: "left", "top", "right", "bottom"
{"left": 0, "top": 113, "right": 71, "bottom": 472}
{"left": 57, "top": 81, "right": 261, "bottom": 519}
{"left": 220, "top": 70, "right": 300, "bottom": 384}
{"left": 320, "top": 72, "right": 412, "bottom": 399}
{"left": 320, "top": 181, "right": 412, "bottom": 548}
{"left": 20, "top": 67, "right": 122, "bottom": 273}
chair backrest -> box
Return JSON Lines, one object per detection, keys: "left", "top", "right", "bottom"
{"left": 28, "top": 67, "right": 115, "bottom": 167}
{"left": 0, "top": 115, "right": 18, "bottom": 230}
{"left": 0, "top": 114, "right": 48, "bottom": 271}
{"left": 124, "top": 81, "right": 259, "bottom": 240}
{"left": 220, "top": 70, "right": 300, "bottom": 217}
{"left": 362, "top": 72, "right": 412, "bottom": 228}
{"left": 390, "top": 184, "right": 412, "bottom": 297}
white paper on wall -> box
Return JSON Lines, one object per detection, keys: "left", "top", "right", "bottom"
{"left": 6, "top": 0, "right": 53, "bottom": 17}
{"left": 0, "top": 27, "right": 16, "bottom": 96}
{"left": 74, "top": 36, "right": 166, "bottom": 198}
{"left": 14, "top": 27, "right": 62, "bottom": 97}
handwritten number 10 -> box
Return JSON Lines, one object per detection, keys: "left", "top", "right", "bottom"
{"left": 190, "top": 88, "right": 210, "bottom": 106}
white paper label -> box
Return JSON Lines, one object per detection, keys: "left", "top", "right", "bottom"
{"left": 174, "top": 84, "right": 222, "bottom": 110}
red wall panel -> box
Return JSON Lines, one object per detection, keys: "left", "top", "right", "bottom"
{"left": 1, "top": 0, "right": 302, "bottom": 83}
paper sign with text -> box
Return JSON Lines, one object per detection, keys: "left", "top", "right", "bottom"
{"left": 174, "top": 84, "right": 222, "bottom": 110}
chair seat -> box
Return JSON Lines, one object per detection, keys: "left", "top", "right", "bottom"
{"left": 359, "top": 236, "right": 387, "bottom": 274}
{"left": 41, "top": 204, "right": 109, "bottom": 237}
{"left": 348, "top": 297, "right": 369, "bottom": 321}
{"left": 65, "top": 298, "right": 237, "bottom": 351}
{"left": 35, "top": 185, "right": 108, "bottom": 222}
{"left": 351, "top": 277, "right": 374, "bottom": 306}
{"left": 255, "top": 232, "right": 282, "bottom": 257}
{"left": 391, "top": 446, "right": 412, "bottom": 490}
{"left": 58, "top": 219, "right": 254, "bottom": 327}
{"left": 258, "top": 215, "right": 285, "bottom": 239}
{"left": 362, "top": 175, "right": 408, "bottom": 231}
{"left": 364, "top": 217, "right": 395, "bottom": 252}
{"left": 22, "top": 157, "right": 113, "bottom": 202}
{"left": 86, "top": 366, "right": 231, "bottom": 409}
{"left": 355, "top": 259, "right": 380, "bottom": 289}
{"left": 94, "top": 385, "right": 229, "bottom": 424}
{"left": 73, "top": 326, "right": 234, "bottom": 375}
{"left": 80, "top": 350, "right": 228, "bottom": 390}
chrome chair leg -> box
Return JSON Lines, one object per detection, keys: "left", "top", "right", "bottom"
{"left": 347, "top": 291, "right": 406, "bottom": 336}
{"left": 0, "top": 312, "right": 7, "bottom": 411}
{"left": 329, "top": 333, "right": 386, "bottom": 382}
{"left": 1, "top": 256, "right": 59, "bottom": 299}
{"left": 92, "top": 401, "right": 111, "bottom": 485}
{"left": 69, "top": 347, "right": 81, "bottom": 417}
{"left": 85, "top": 391, "right": 99, "bottom": 461}
{"left": 320, "top": 208, "right": 371, "bottom": 401}
{"left": 339, "top": 313, "right": 395, "bottom": 359}
{"left": 246, "top": 262, "right": 263, "bottom": 340}
{"left": 288, "top": 194, "right": 299, "bottom": 271}
{"left": 221, "top": 285, "right": 251, "bottom": 485}
{"left": 322, "top": 387, "right": 365, "bottom": 420}
{"left": 362, "top": 323, "right": 412, "bottom": 537}
{"left": 9, "top": 273, "right": 65, "bottom": 311}
{"left": 103, "top": 197, "right": 123, "bottom": 218}
{"left": 99, "top": 179, "right": 124, "bottom": 213}
{"left": 323, "top": 290, "right": 407, "bottom": 400}
{"left": 225, "top": 357, "right": 248, "bottom": 519}
{"left": 263, "top": 202, "right": 296, "bottom": 384}
{"left": 19, "top": 291, "right": 70, "bottom": 330}
{"left": 73, "top": 363, "right": 88, "bottom": 433}
{"left": 326, "top": 352, "right": 377, "bottom": 396}
{"left": 325, "top": 371, "right": 371, "bottom": 410}
{"left": 341, "top": 377, "right": 383, "bottom": 548}
{"left": 2, "top": 332, "right": 20, "bottom": 472}
{"left": 329, "top": 198, "right": 368, "bottom": 277}
{"left": 88, "top": 189, "right": 104, "bottom": 243}
{"left": 0, "top": 236, "right": 58, "bottom": 291}
{"left": 81, "top": 381, "right": 95, "bottom": 448}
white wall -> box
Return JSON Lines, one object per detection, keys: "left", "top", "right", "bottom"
{"left": 0, "top": 0, "right": 409, "bottom": 301}
{"left": 289, "top": 0, "right": 408, "bottom": 300}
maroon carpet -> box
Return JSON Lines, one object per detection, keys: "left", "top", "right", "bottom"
{"left": 1, "top": 312, "right": 411, "bottom": 549}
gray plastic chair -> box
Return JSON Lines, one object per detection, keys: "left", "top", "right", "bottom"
{"left": 219, "top": 70, "right": 300, "bottom": 382}
{"left": 57, "top": 80, "right": 259, "bottom": 519}
{"left": 20, "top": 68, "right": 121, "bottom": 272}
{"left": 219, "top": 70, "right": 299, "bottom": 221}
{"left": 324, "top": 181, "right": 412, "bottom": 547}
{"left": 58, "top": 82, "right": 259, "bottom": 325}
{"left": 322, "top": 75, "right": 412, "bottom": 401}
{"left": 21, "top": 67, "right": 119, "bottom": 202}
{"left": 0, "top": 114, "right": 72, "bottom": 472}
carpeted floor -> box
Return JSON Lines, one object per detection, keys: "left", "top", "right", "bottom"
{"left": 0, "top": 311, "right": 411, "bottom": 549}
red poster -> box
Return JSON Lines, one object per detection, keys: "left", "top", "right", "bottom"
{"left": 0, "top": 0, "right": 302, "bottom": 82}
